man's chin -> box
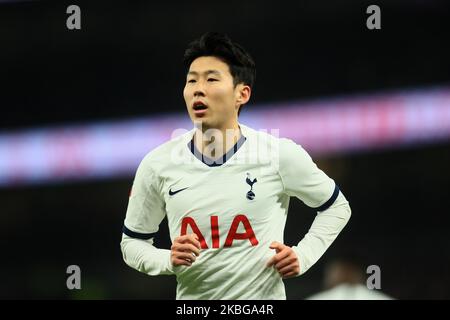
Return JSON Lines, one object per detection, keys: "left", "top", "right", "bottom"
{"left": 192, "top": 118, "right": 213, "bottom": 129}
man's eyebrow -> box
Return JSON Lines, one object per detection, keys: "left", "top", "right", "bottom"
{"left": 187, "top": 70, "right": 222, "bottom": 76}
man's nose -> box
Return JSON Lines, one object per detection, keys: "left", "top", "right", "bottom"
{"left": 194, "top": 90, "right": 205, "bottom": 97}
{"left": 193, "top": 81, "right": 206, "bottom": 97}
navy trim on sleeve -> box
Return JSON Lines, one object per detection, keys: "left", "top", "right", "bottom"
{"left": 314, "top": 184, "right": 340, "bottom": 212}
{"left": 122, "top": 225, "right": 156, "bottom": 240}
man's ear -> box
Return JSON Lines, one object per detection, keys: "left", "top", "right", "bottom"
{"left": 236, "top": 84, "right": 251, "bottom": 107}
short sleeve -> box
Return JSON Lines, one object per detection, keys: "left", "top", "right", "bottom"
{"left": 123, "top": 156, "right": 166, "bottom": 239}
{"left": 278, "top": 138, "right": 339, "bottom": 211}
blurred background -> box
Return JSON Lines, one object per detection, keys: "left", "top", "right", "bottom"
{"left": 1, "top": 0, "right": 450, "bottom": 299}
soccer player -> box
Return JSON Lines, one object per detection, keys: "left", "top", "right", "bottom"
{"left": 306, "top": 258, "right": 393, "bottom": 300}
{"left": 120, "top": 32, "right": 351, "bottom": 299}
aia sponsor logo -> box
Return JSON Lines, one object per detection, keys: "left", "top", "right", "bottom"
{"left": 180, "top": 214, "right": 258, "bottom": 249}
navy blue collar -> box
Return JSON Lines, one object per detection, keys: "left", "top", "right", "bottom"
{"left": 188, "top": 132, "right": 246, "bottom": 167}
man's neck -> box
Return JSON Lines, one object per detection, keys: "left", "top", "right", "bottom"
{"left": 193, "top": 122, "right": 241, "bottom": 160}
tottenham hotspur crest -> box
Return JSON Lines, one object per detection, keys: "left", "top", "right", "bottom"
{"left": 245, "top": 172, "right": 257, "bottom": 200}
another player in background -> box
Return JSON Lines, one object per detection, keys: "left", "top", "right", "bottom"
{"left": 306, "top": 257, "right": 393, "bottom": 300}
{"left": 120, "top": 32, "right": 352, "bottom": 299}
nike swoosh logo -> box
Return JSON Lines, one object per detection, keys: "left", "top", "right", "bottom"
{"left": 169, "top": 187, "right": 188, "bottom": 196}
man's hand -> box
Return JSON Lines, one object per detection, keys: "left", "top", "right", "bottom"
{"left": 171, "top": 233, "right": 201, "bottom": 267}
{"left": 266, "top": 241, "right": 300, "bottom": 278}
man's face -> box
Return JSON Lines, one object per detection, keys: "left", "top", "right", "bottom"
{"left": 183, "top": 56, "right": 247, "bottom": 130}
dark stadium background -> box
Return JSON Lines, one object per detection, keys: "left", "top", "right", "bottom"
{"left": 1, "top": 0, "right": 450, "bottom": 299}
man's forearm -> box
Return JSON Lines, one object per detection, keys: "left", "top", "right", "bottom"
{"left": 120, "top": 234, "right": 174, "bottom": 276}
{"left": 293, "top": 191, "right": 351, "bottom": 275}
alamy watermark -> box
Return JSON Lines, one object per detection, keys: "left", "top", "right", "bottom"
{"left": 169, "top": 124, "right": 281, "bottom": 175}
{"left": 366, "top": 264, "right": 382, "bottom": 289}
{"left": 66, "top": 5, "right": 81, "bottom": 30}
{"left": 366, "top": 5, "right": 381, "bottom": 30}
{"left": 66, "top": 265, "right": 81, "bottom": 290}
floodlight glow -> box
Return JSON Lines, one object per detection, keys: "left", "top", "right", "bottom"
{"left": 1, "top": 87, "right": 449, "bottom": 186}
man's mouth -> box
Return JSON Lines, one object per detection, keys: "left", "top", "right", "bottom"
{"left": 193, "top": 102, "right": 208, "bottom": 110}
{"left": 193, "top": 102, "right": 208, "bottom": 115}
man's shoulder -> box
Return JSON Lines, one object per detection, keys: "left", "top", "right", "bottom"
{"left": 241, "top": 123, "right": 297, "bottom": 145}
{"left": 240, "top": 123, "right": 309, "bottom": 165}
{"left": 241, "top": 123, "right": 285, "bottom": 145}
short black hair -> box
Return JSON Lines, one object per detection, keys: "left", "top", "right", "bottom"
{"left": 183, "top": 32, "right": 256, "bottom": 115}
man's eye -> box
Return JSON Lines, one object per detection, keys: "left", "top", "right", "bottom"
{"left": 207, "top": 78, "right": 218, "bottom": 82}
{"left": 187, "top": 79, "right": 196, "bottom": 83}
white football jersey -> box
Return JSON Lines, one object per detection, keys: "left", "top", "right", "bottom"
{"left": 122, "top": 123, "right": 343, "bottom": 300}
